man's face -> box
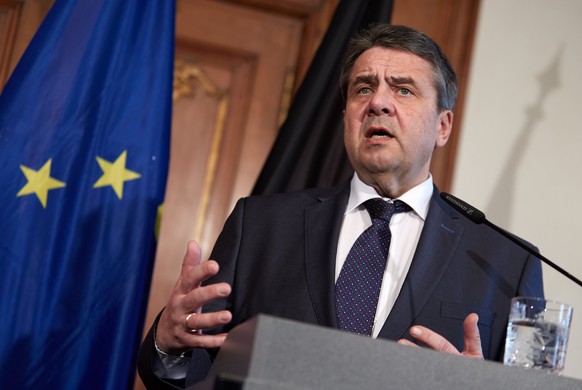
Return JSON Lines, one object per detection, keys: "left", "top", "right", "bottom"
{"left": 343, "top": 47, "right": 453, "bottom": 195}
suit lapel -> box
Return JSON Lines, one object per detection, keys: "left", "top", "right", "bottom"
{"left": 304, "top": 185, "right": 349, "bottom": 328}
{"left": 378, "top": 189, "right": 464, "bottom": 340}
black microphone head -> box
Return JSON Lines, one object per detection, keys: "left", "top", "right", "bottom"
{"left": 440, "top": 192, "right": 486, "bottom": 224}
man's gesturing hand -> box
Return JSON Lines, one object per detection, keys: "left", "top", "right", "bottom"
{"left": 397, "top": 313, "right": 483, "bottom": 359}
{"left": 155, "top": 241, "right": 232, "bottom": 355}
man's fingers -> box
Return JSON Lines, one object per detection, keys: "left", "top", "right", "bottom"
{"left": 176, "top": 241, "right": 203, "bottom": 292}
{"left": 154, "top": 240, "right": 235, "bottom": 354}
{"left": 183, "top": 281, "right": 231, "bottom": 313}
{"left": 185, "top": 333, "right": 229, "bottom": 349}
{"left": 157, "top": 308, "right": 233, "bottom": 354}
{"left": 177, "top": 241, "right": 220, "bottom": 294}
{"left": 396, "top": 339, "right": 419, "bottom": 348}
{"left": 403, "top": 313, "right": 484, "bottom": 360}
{"left": 184, "top": 310, "right": 232, "bottom": 332}
{"left": 463, "top": 313, "right": 483, "bottom": 358}
{"left": 181, "top": 240, "right": 202, "bottom": 272}
{"left": 174, "top": 311, "right": 232, "bottom": 353}
{"left": 408, "top": 326, "right": 460, "bottom": 354}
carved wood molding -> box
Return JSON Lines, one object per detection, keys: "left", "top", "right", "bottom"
{"left": 172, "top": 58, "right": 230, "bottom": 242}
{"left": 226, "top": 0, "right": 339, "bottom": 90}
{"left": 227, "top": 0, "right": 325, "bottom": 16}
{"left": 173, "top": 58, "right": 227, "bottom": 101}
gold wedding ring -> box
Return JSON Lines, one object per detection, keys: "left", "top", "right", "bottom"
{"left": 185, "top": 312, "right": 197, "bottom": 333}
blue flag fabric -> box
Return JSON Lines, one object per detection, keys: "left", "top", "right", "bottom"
{"left": 0, "top": 0, "right": 174, "bottom": 388}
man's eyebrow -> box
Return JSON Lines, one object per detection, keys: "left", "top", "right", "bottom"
{"left": 388, "top": 76, "right": 416, "bottom": 86}
{"left": 350, "top": 74, "right": 377, "bottom": 86}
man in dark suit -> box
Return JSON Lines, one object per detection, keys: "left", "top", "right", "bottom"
{"left": 138, "top": 24, "right": 543, "bottom": 389}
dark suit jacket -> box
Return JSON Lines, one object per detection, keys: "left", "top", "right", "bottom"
{"left": 138, "top": 183, "right": 544, "bottom": 389}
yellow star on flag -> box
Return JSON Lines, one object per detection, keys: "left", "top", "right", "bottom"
{"left": 93, "top": 150, "right": 141, "bottom": 199}
{"left": 17, "top": 159, "right": 66, "bottom": 208}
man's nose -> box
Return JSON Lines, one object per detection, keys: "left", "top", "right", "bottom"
{"left": 368, "top": 89, "right": 393, "bottom": 116}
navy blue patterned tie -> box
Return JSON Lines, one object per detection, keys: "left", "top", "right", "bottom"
{"left": 335, "top": 198, "right": 412, "bottom": 335}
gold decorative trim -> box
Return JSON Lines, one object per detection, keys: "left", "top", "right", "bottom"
{"left": 277, "top": 68, "right": 296, "bottom": 127}
{"left": 173, "top": 58, "right": 225, "bottom": 101}
{"left": 173, "top": 58, "right": 229, "bottom": 242}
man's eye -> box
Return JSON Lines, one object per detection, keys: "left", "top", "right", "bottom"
{"left": 358, "top": 87, "right": 373, "bottom": 95}
{"left": 399, "top": 87, "right": 412, "bottom": 95}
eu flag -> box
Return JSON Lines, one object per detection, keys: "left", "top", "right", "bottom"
{"left": 0, "top": 0, "right": 175, "bottom": 388}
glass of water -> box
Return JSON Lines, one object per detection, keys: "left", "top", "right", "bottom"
{"left": 503, "top": 296, "right": 573, "bottom": 374}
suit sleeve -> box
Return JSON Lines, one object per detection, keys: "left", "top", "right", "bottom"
{"left": 201, "top": 198, "right": 245, "bottom": 322}
{"left": 137, "top": 312, "right": 192, "bottom": 390}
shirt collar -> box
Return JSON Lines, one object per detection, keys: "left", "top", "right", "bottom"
{"left": 346, "top": 173, "right": 433, "bottom": 220}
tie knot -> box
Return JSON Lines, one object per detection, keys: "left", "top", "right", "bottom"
{"left": 363, "top": 198, "right": 412, "bottom": 221}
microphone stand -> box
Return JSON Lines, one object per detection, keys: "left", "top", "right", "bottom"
{"left": 441, "top": 192, "right": 582, "bottom": 288}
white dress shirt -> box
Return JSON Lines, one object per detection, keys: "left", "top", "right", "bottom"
{"left": 336, "top": 173, "right": 433, "bottom": 337}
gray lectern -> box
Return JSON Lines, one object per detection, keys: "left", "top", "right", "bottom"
{"left": 190, "top": 314, "right": 581, "bottom": 389}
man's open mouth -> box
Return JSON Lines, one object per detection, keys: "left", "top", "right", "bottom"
{"left": 365, "top": 127, "right": 393, "bottom": 139}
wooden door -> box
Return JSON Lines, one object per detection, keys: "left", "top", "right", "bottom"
{"left": 141, "top": 1, "right": 337, "bottom": 388}
{"left": 147, "top": 0, "right": 317, "bottom": 337}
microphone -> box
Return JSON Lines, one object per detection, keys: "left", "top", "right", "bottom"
{"left": 440, "top": 192, "right": 582, "bottom": 287}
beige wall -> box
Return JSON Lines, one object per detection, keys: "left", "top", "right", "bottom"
{"left": 453, "top": 0, "right": 582, "bottom": 379}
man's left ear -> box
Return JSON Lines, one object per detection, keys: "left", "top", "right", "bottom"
{"left": 435, "top": 110, "right": 453, "bottom": 148}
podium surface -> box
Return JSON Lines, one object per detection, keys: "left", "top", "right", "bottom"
{"left": 192, "top": 314, "right": 581, "bottom": 389}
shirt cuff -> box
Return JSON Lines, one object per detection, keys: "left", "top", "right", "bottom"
{"left": 152, "top": 323, "right": 191, "bottom": 380}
